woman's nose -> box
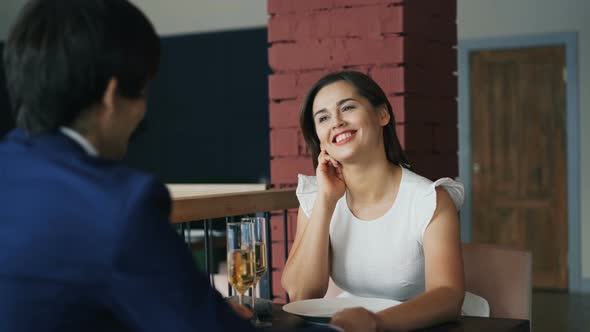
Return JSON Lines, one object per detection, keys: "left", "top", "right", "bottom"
{"left": 331, "top": 114, "right": 345, "bottom": 128}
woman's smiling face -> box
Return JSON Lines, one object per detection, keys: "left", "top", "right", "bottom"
{"left": 312, "top": 80, "right": 390, "bottom": 164}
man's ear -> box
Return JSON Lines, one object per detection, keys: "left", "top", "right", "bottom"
{"left": 101, "top": 78, "right": 118, "bottom": 116}
{"left": 377, "top": 104, "right": 390, "bottom": 126}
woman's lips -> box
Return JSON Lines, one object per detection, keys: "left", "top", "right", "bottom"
{"left": 333, "top": 130, "right": 356, "bottom": 145}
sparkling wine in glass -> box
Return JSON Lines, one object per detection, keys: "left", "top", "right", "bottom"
{"left": 254, "top": 240, "right": 267, "bottom": 283}
{"left": 245, "top": 217, "right": 271, "bottom": 327}
{"left": 227, "top": 221, "right": 255, "bottom": 305}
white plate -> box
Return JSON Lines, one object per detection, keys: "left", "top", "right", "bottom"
{"left": 283, "top": 297, "right": 400, "bottom": 323}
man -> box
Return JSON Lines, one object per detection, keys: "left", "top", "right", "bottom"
{"left": 0, "top": 0, "right": 263, "bottom": 331}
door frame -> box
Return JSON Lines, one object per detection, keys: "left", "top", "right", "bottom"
{"left": 458, "top": 32, "right": 584, "bottom": 292}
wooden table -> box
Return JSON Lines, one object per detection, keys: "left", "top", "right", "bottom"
{"left": 267, "top": 305, "right": 530, "bottom": 331}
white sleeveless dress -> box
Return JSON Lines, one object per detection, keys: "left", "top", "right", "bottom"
{"left": 295, "top": 166, "right": 489, "bottom": 317}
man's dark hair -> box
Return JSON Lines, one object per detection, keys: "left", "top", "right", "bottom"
{"left": 3, "top": 0, "right": 160, "bottom": 135}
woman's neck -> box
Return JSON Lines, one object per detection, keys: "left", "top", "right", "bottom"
{"left": 342, "top": 156, "right": 402, "bottom": 205}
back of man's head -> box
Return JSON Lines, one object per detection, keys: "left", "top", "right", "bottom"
{"left": 3, "top": 0, "right": 160, "bottom": 135}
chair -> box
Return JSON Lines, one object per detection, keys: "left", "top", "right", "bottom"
{"left": 462, "top": 243, "right": 532, "bottom": 320}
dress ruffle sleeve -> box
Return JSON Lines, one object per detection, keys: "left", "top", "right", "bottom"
{"left": 295, "top": 174, "right": 318, "bottom": 218}
{"left": 416, "top": 177, "right": 465, "bottom": 242}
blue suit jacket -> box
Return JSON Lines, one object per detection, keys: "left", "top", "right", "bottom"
{"left": 0, "top": 129, "right": 259, "bottom": 331}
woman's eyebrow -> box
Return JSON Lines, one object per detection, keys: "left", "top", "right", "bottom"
{"left": 313, "top": 98, "right": 357, "bottom": 117}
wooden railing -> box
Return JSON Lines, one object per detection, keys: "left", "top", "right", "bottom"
{"left": 168, "top": 184, "right": 298, "bottom": 301}
{"left": 167, "top": 183, "right": 269, "bottom": 199}
{"left": 170, "top": 188, "right": 298, "bottom": 223}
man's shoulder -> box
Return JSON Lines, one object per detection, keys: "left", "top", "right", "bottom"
{"left": 85, "top": 162, "right": 169, "bottom": 212}
{"left": 97, "top": 162, "right": 160, "bottom": 190}
{"left": 0, "top": 129, "right": 169, "bottom": 212}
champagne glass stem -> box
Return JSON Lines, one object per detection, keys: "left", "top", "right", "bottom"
{"left": 238, "top": 293, "right": 243, "bottom": 305}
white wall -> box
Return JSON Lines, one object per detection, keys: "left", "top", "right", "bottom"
{"left": 130, "top": 0, "right": 267, "bottom": 36}
{"left": 458, "top": 0, "right": 590, "bottom": 279}
{"left": 0, "top": 0, "right": 268, "bottom": 41}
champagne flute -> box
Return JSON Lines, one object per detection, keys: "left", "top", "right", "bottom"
{"left": 227, "top": 221, "right": 255, "bottom": 306}
{"left": 244, "top": 217, "right": 271, "bottom": 327}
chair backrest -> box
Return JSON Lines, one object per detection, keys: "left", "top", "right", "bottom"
{"left": 462, "top": 243, "right": 532, "bottom": 320}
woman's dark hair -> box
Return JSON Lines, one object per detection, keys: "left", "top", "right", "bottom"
{"left": 300, "top": 70, "right": 410, "bottom": 169}
{"left": 3, "top": 0, "right": 160, "bottom": 134}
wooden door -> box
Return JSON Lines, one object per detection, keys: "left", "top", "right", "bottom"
{"left": 470, "top": 46, "right": 567, "bottom": 289}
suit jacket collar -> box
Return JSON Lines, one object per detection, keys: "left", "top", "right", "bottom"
{"left": 7, "top": 128, "right": 97, "bottom": 160}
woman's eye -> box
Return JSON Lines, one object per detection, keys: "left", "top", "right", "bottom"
{"left": 318, "top": 116, "right": 328, "bottom": 123}
{"left": 342, "top": 105, "right": 355, "bottom": 111}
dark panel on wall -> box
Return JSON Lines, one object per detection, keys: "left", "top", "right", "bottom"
{"left": 125, "top": 28, "right": 270, "bottom": 184}
{"left": 0, "top": 43, "right": 15, "bottom": 138}
{"left": 0, "top": 29, "right": 270, "bottom": 184}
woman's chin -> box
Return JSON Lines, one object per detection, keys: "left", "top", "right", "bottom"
{"left": 329, "top": 153, "right": 354, "bottom": 165}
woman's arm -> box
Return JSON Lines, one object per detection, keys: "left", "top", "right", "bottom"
{"left": 331, "top": 188, "right": 465, "bottom": 332}
{"left": 281, "top": 203, "right": 335, "bottom": 301}
{"left": 282, "top": 151, "right": 345, "bottom": 301}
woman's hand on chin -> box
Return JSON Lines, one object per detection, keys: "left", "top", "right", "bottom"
{"left": 316, "top": 149, "right": 346, "bottom": 202}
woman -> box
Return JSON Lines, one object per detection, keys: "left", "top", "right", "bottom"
{"left": 281, "top": 71, "right": 469, "bottom": 332}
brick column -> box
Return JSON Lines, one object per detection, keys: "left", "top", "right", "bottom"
{"left": 267, "top": 0, "right": 457, "bottom": 302}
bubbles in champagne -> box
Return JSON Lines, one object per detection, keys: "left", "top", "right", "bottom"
{"left": 254, "top": 242, "right": 267, "bottom": 282}
{"left": 228, "top": 249, "right": 255, "bottom": 294}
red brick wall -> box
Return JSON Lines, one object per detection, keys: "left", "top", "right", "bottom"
{"left": 267, "top": 0, "right": 457, "bottom": 302}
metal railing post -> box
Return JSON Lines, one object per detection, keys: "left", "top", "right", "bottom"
{"left": 258, "top": 211, "right": 272, "bottom": 300}
{"left": 204, "top": 219, "right": 212, "bottom": 286}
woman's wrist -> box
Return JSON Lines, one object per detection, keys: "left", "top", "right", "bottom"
{"left": 317, "top": 191, "right": 341, "bottom": 206}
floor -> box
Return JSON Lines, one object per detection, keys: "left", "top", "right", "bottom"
{"left": 532, "top": 291, "right": 590, "bottom": 331}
